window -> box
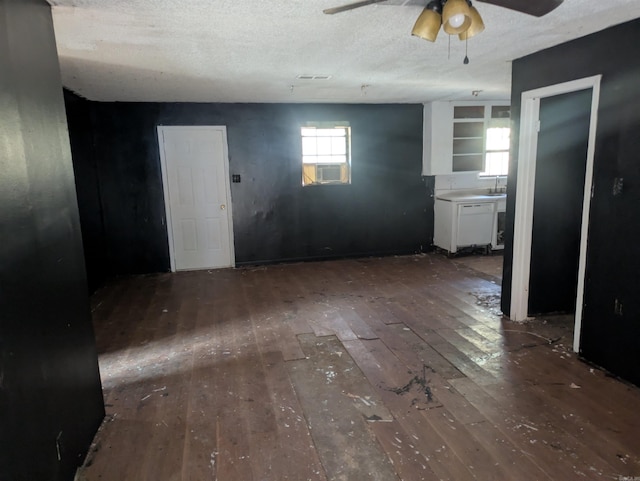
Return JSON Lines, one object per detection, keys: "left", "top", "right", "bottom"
{"left": 301, "top": 122, "right": 351, "bottom": 186}
{"left": 480, "top": 106, "right": 510, "bottom": 177}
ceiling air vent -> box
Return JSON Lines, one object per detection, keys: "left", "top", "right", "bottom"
{"left": 297, "top": 74, "right": 332, "bottom": 80}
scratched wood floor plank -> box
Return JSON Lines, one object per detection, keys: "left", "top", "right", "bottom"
{"left": 179, "top": 275, "right": 240, "bottom": 481}
{"left": 334, "top": 259, "right": 408, "bottom": 326}
{"left": 341, "top": 338, "right": 480, "bottom": 481}
{"left": 80, "top": 274, "right": 191, "bottom": 481}
{"left": 421, "top": 404, "right": 552, "bottom": 481}
{"left": 449, "top": 376, "right": 627, "bottom": 479}
{"left": 288, "top": 334, "right": 398, "bottom": 481}
{"left": 497, "top": 340, "right": 640, "bottom": 472}
{"left": 280, "top": 263, "right": 345, "bottom": 338}
{"left": 257, "top": 350, "right": 328, "bottom": 481}
{"left": 308, "top": 260, "right": 383, "bottom": 341}
{"left": 368, "top": 420, "right": 441, "bottom": 481}
{"left": 212, "top": 293, "right": 258, "bottom": 481}
{"left": 136, "top": 293, "right": 199, "bottom": 481}
{"left": 375, "top": 323, "right": 466, "bottom": 382}
{"left": 389, "top": 319, "right": 501, "bottom": 387}
{"left": 356, "top": 331, "right": 550, "bottom": 481}
{"left": 78, "top": 253, "right": 640, "bottom": 481}
{"left": 242, "top": 268, "right": 306, "bottom": 361}
{"left": 270, "top": 264, "right": 315, "bottom": 336}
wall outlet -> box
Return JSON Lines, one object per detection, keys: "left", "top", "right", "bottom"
{"left": 614, "top": 298, "right": 623, "bottom": 316}
{"left": 613, "top": 177, "right": 624, "bottom": 196}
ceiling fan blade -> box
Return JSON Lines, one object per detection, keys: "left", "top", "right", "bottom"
{"left": 476, "top": 0, "right": 563, "bottom": 17}
{"left": 323, "top": 0, "right": 388, "bottom": 15}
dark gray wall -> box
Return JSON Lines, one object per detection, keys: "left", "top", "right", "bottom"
{"left": 66, "top": 100, "right": 432, "bottom": 281}
{"left": 0, "top": 1, "right": 105, "bottom": 480}
{"left": 502, "top": 18, "right": 640, "bottom": 386}
{"left": 65, "top": 90, "right": 108, "bottom": 293}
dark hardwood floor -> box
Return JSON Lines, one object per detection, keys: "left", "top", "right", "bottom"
{"left": 77, "top": 253, "right": 640, "bottom": 480}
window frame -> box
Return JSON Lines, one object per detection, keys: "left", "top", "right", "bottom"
{"left": 479, "top": 106, "right": 511, "bottom": 178}
{"left": 300, "top": 121, "right": 351, "bottom": 186}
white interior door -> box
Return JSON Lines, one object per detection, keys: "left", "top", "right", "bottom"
{"left": 158, "top": 126, "right": 234, "bottom": 271}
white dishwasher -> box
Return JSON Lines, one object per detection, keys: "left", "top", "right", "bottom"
{"left": 456, "top": 203, "right": 494, "bottom": 248}
{"left": 434, "top": 192, "right": 505, "bottom": 254}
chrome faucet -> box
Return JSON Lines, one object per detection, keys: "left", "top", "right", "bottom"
{"left": 489, "top": 176, "right": 506, "bottom": 194}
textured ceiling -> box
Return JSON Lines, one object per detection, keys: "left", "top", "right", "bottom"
{"left": 48, "top": 0, "right": 640, "bottom": 103}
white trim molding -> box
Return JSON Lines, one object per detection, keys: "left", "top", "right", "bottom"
{"left": 509, "top": 75, "right": 602, "bottom": 354}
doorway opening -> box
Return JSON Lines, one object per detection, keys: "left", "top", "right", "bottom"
{"left": 509, "top": 75, "right": 602, "bottom": 353}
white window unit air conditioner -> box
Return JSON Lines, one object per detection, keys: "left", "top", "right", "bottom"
{"left": 316, "top": 164, "right": 342, "bottom": 183}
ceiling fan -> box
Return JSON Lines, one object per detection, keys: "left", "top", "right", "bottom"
{"left": 324, "top": 0, "right": 563, "bottom": 44}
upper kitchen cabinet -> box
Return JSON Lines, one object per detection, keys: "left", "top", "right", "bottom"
{"left": 422, "top": 101, "right": 510, "bottom": 176}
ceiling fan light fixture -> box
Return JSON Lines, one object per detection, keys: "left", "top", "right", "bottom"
{"left": 442, "top": 0, "right": 472, "bottom": 35}
{"left": 458, "top": 3, "right": 484, "bottom": 40}
{"left": 411, "top": 2, "right": 442, "bottom": 42}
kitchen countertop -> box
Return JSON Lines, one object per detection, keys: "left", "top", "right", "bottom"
{"left": 436, "top": 191, "right": 507, "bottom": 202}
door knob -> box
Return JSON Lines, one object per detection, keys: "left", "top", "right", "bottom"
{"left": 220, "top": 204, "right": 226, "bottom": 210}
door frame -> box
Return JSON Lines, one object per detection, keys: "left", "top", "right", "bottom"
{"left": 157, "top": 125, "right": 235, "bottom": 272}
{"left": 509, "top": 75, "right": 601, "bottom": 353}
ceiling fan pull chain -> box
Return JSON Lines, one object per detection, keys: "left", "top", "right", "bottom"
{"left": 464, "top": 36, "right": 469, "bottom": 64}
{"left": 448, "top": 34, "right": 451, "bottom": 60}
